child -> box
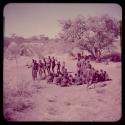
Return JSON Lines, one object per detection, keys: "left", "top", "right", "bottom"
{"left": 103, "top": 71, "right": 109, "bottom": 81}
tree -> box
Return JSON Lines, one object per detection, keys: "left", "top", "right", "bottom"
{"left": 8, "top": 42, "right": 19, "bottom": 60}
{"left": 59, "top": 15, "right": 120, "bottom": 61}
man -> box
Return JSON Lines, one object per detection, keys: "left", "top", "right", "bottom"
{"left": 43, "top": 58, "right": 47, "bottom": 77}
{"left": 68, "top": 74, "right": 74, "bottom": 85}
{"left": 35, "top": 60, "right": 39, "bottom": 80}
{"left": 46, "top": 56, "right": 51, "bottom": 74}
{"left": 32, "top": 60, "right": 38, "bottom": 80}
{"left": 62, "top": 61, "right": 66, "bottom": 74}
{"left": 77, "top": 59, "right": 82, "bottom": 77}
{"left": 81, "top": 74, "right": 86, "bottom": 84}
{"left": 61, "top": 75, "right": 69, "bottom": 87}
{"left": 91, "top": 67, "right": 96, "bottom": 83}
{"left": 87, "top": 66, "right": 95, "bottom": 88}
{"left": 32, "top": 59, "right": 35, "bottom": 80}
{"left": 53, "top": 74, "right": 58, "bottom": 84}
{"left": 46, "top": 72, "right": 54, "bottom": 83}
{"left": 55, "top": 74, "right": 62, "bottom": 85}
{"left": 82, "top": 62, "right": 87, "bottom": 84}
{"left": 63, "top": 68, "right": 68, "bottom": 77}
{"left": 86, "top": 67, "right": 91, "bottom": 87}
{"left": 48, "top": 56, "right": 52, "bottom": 72}
{"left": 51, "top": 57, "right": 56, "bottom": 73}
{"left": 86, "top": 61, "right": 91, "bottom": 69}
{"left": 38, "top": 60, "right": 43, "bottom": 79}
{"left": 93, "top": 70, "right": 99, "bottom": 83}
{"left": 74, "top": 73, "right": 82, "bottom": 85}
{"left": 57, "top": 61, "right": 61, "bottom": 75}
{"left": 98, "top": 69, "right": 104, "bottom": 82}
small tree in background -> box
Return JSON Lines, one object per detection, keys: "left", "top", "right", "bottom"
{"left": 7, "top": 42, "right": 20, "bottom": 84}
{"left": 59, "top": 15, "right": 120, "bottom": 61}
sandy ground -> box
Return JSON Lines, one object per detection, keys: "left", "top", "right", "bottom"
{"left": 3, "top": 55, "right": 121, "bottom": 121}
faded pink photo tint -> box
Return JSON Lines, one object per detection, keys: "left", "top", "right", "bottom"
{"left": 3, "top": 3, "right": 122, "bottom": 121}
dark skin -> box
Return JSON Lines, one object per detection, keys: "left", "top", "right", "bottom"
{"left": 38, "top": 60, "right": 43, "bottom": 78}
{"left": 32, "top": 59, "right": 35, "bottom": 80}
{"left": 43, "top": 58, "right": 47, "bottom": 77}
{"left": 32, "top": 60, "right": 38, "bottom": 80}
{"left": 31, "top": 57, "right": 109, "bottom": 88}
{"left": 46, "top": 56, "right": 51, "bottom": 74}
{"left": 52, "top": 57, "right": 56, "bottom": 73}
{"left": 57, "top": 62, "right": 61, "bottom": 75}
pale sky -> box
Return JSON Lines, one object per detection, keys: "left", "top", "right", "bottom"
{"left": 4, "top": 3, "right": 122, "bottom": 38}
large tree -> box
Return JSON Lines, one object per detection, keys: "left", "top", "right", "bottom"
{"left": 59, "top": 15, "right": 120, "bottom": 61}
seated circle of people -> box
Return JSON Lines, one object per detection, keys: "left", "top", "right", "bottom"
{"left": 31, "top": 55, "right": 110, "bottom": 87}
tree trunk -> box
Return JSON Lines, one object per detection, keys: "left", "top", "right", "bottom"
{"left": 89, "top": 49, "right": 96, "bottom": 60}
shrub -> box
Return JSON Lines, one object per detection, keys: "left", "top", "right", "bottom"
{"left": 3, "top": 81, "right": 34, "bottom": 121}
{"left": 101, "top": 52, "right": 121, "bottom": 62}
{"left": 111, "top": 53, "right": 121, "bottom": 62}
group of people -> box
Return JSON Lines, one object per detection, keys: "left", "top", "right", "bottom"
{"left": 31, "top": 56, "right": 110, "bottom": 88}
{"left": 76, "top": 57, "right": 110, "bottom": 87}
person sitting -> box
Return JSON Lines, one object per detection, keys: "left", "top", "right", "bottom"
{"left": 46, "top": 72, "right": 54, "bottom": 83}
{"left": 63, "top": 68, "right": 68, "bottom": 77}
{"left": 98, "top": 69, "right": 104, "bottom": 82}
{"left": 79, "top": 76, "right": 83, "bottom": 85}
{"left": 61, "top": 75, "right": 69, "bottom": 87}
{"left": 103, "top": 71, "right": 110, "bottom": 81}
{"left": 68, "top": 74, "right": 74, "bottom": 85}
{"left": 93, "top": 70, "right": 99, "bottom": 83}
{"left": 74, "top": 73, "right": 82, "bottom": 85}
{"left": 81, "top": 74, "right": 86, "bottom": 84}
{"left": 53, "top": 74, "right": 58, "bottom": 84}
{"left": 87, "top": 66, "right": 95, "bottom": 87}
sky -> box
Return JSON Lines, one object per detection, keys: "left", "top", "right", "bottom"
{"left": 4, "top": 3, "right": 122, "bottom": 38}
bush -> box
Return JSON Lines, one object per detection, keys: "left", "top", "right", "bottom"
{"left": 111, "top": 53, "right": 121, "bottom": 62}
{"left": 3, "top": 81, "right": 34, "bottom": 121}
{"left": 101, "top": 52, "right": 121, "bottom": 62}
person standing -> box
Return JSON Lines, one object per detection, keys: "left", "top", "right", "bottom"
{"left": 68, "top": 74, "right": 74, "bottom": 85}
{"left": 38, "top": 60, "right": 43, "bottom": 79}
{"left": 32, "top": 59, "right": 35, "bottom": 80}
{"left": 57, "top": 61, "right": 61, "bottom": 75}
{"left": 51, "top": 57, "right": 56, "bottom": 73}
{"left": 46, "top": 56, "right": 51, "bottom": 74}
{"left": 98, "top": 69, "right": 104, "bottom": 82}
{"left": 43, "top": 58, "right": 47, "bottom": 77}
{"left": 62, "top": 61, "right": 66, "bottom": 74}
{"left": 32, "top": 60, "right": 38, "bottom": 80}
{"left": 77, "top": 59, "right": 82, "bottom": 77}
{"left": 103, "top": 71, "right": 109, "bottom": 81}
{"left": 48, "top": 56, "right": 52, "bottom": 73}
